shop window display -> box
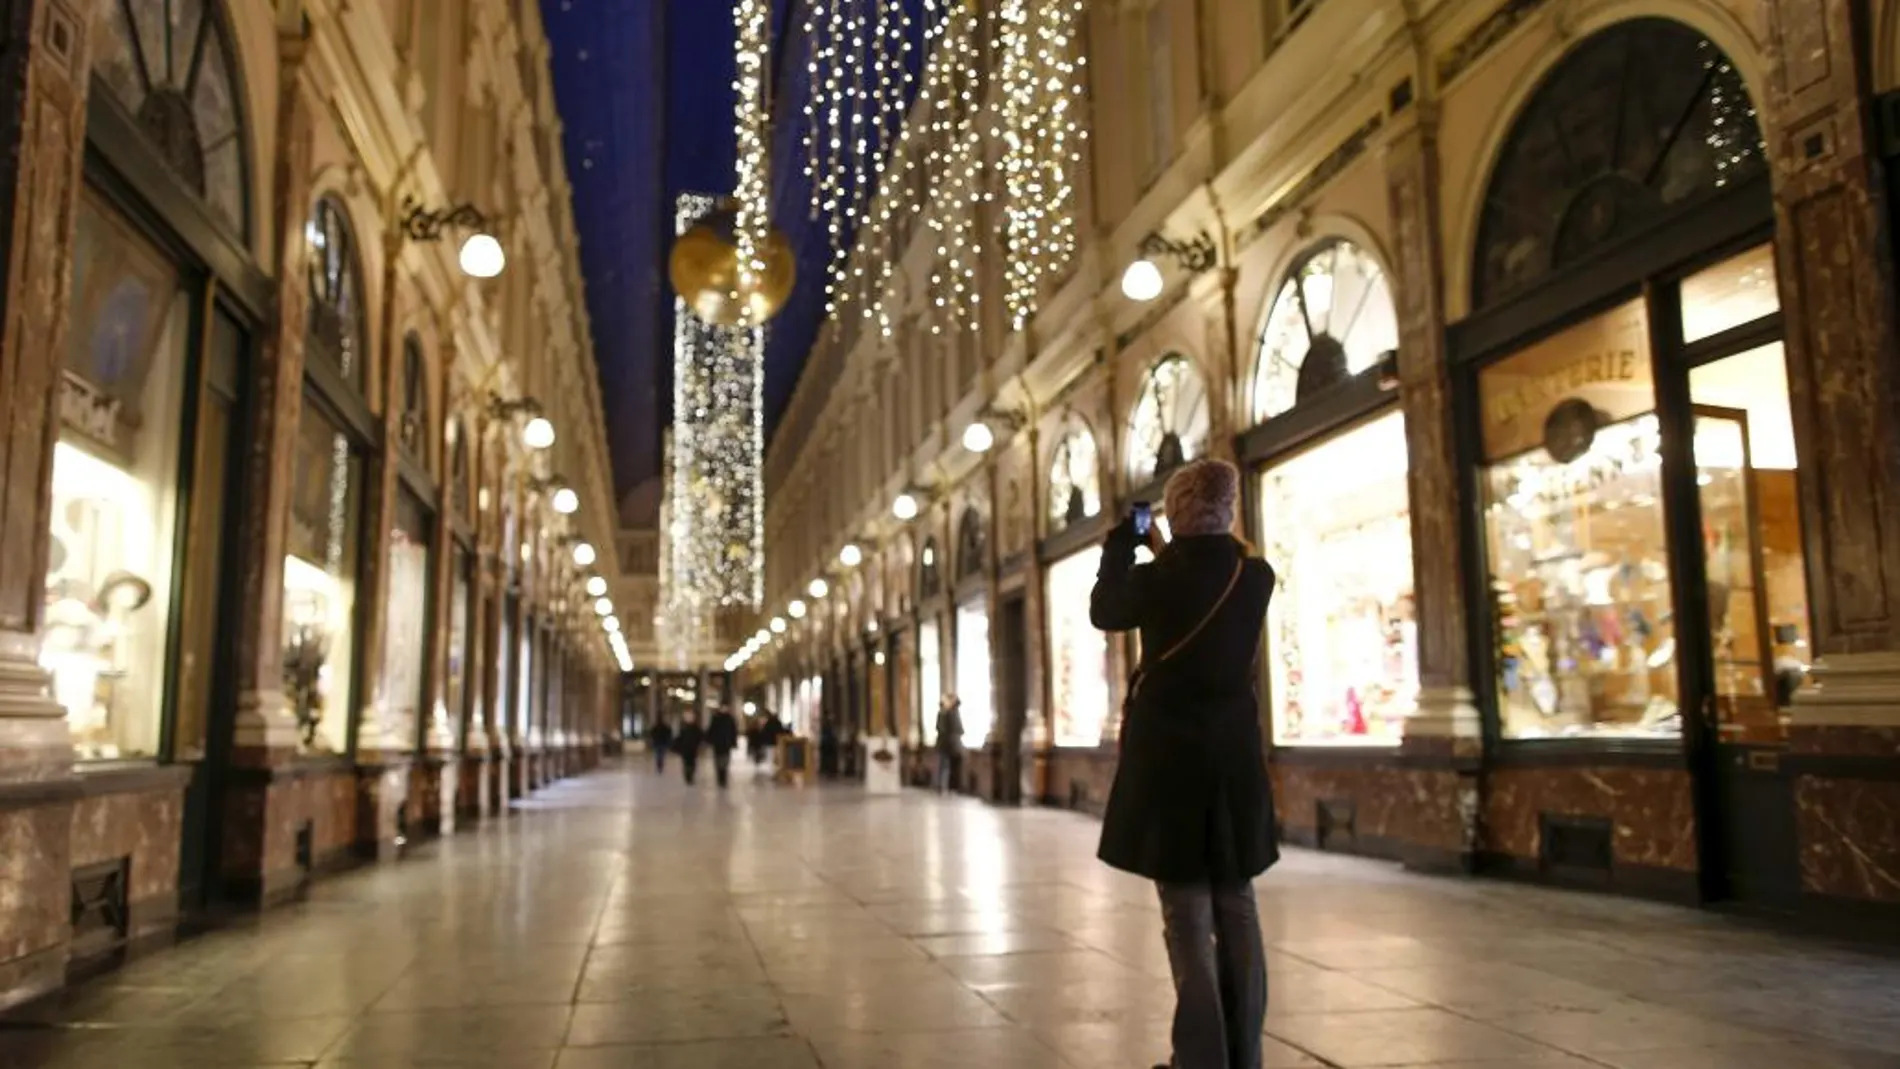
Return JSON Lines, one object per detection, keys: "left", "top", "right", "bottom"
{"left": 1127, "top": 355, "right": 1209, "bottom": 487}
{"left": 955, "top": 601, "right": 993, "bottom": 749}
{"left": 1046, "top": 419, "right": 1101, "bottom": 533}
{"left": 381, "top": 489, "right": 432, "bottom": 748}
{"left": 1048, "top": 547, "right": 1111, "bottom": 747}
{"left": 1482, "top": 301, "right": 1678, "bottom": 739}
{"left": 1254, "top": 240, "right": 1398, "bottom": 421}
{"left": 285, "top": 409, "right": 365, "bottom": 752}
{"left": 919, "top": 617, "right": 943, "bottom": 746}
{"left": 446, "top": 546, "right": 471, "bottom": 746}
{"left": 44, "top": 194, "right": 191, "bottom": 761}
{"left": 1260, "top": 412, "right": 1416, "bottom": 744}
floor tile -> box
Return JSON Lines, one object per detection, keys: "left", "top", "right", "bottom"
{"left": 12, "top": 762, "right": 1900, "bottom": 1069}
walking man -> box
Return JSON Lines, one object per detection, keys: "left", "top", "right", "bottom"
{"left": 935, "top": 695, "right": 964, "bottom": 794}
{"left": 649, "top": 717, "right": 673, "bottom": 774}
{"left": 708, "top": 706, "right": 740, "bottom": 789}
{"left": 675, "top": 713, "right": 704, "bottom": 786}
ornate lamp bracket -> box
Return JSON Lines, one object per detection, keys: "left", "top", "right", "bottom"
{"left": 1137, "top": 229, "right": 1218, "bottom": 274}
{"left": 402, "top": 198, "right": 492, "bottom": 242}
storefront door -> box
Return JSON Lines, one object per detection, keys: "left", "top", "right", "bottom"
{"left": 1666, "top": 322, "right": 1809, "bottom": 907}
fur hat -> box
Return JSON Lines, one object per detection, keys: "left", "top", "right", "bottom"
{"left": 1163, "top": 458, "right": 1240, "bottom": 537}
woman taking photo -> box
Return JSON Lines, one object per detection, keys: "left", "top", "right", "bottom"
{"left": 1091, "top": 458, "right": 1278, "bottom": 1069}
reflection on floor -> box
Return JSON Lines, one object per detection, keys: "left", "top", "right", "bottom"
{"left": 5, "top": 760, "right": 1900, "bottom": 1068}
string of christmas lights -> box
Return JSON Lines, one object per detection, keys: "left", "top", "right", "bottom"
{"left": 995, "top": 0, "right": 1086, "bottom": 329}
{"left": 802, "top": 0, "right": 1084, "bottom": 337}
{"left": 665, "top": 194, "right": 765, "bottom": 668}
{"left": 732, "top": 0, "right": 772, "bottom": 284}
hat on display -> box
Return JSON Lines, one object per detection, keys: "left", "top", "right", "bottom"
{"left": 1163, "top": 458, "right": 1239, "bottom": 537}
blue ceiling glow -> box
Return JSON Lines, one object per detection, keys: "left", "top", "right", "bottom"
{"left": 544, "top": 0, "right": 938, "bottom": 509}
{"left": 542, "top": 0, "right": 665, "bottom": 505}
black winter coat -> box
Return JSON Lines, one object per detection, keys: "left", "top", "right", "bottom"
{"left": 708, "top": 712, "right": 739, "bottom": 753}
{"left": 673, "top": 723, "right": 704, "bottom": 756}
{"left": 1090, "top": 527, "right": 1279, "bottom": 884}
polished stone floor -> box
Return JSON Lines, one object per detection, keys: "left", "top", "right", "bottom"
{"left": 6, "top": 760, "right": 1900, "bottom": 1068}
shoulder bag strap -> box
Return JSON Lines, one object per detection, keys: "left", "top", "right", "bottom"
{"left": 1155, "top": 559, "right": 1245, "bottom": 665}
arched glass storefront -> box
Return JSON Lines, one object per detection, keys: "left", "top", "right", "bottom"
{"left": 1244, "top": 238, "right": 1416, "bottom": 746}
{"left": 1042, "top": 414, "right": 1111, "bottom": 749}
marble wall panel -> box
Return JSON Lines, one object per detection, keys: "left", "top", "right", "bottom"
{"left": 1483, "top": 767, "right": 1698, "bottom": 871}
{"left": 1273, "top": 760, "right": 1406, "bottom": 845}
{"left": 0, "top": 802, "right": 71, "bottom": 971}
{"left": 1796, "top": 775, "right": 1900, "bottom": 903}
{"left": 1047, "top": 747, "right": 1117, "bottom": 814}
{"left": 1789, "top": 725, "right": 1900, "bottom": 757}
{"left": 69, "top": 785, "right": 183, "bottom": 921}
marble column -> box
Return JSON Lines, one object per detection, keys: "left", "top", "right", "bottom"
{"left": 0, "top": 0, "right": 93, "bottom": 1010}
{"left": 424, "top": 348, "right": 460, "bottom": 834}
{"left": 1384, "top": 103, "right": 1482, "bottom": 872}
{"left": 1766, "top": 0, "right": 1900, "bottom": 906}
{"left": 349, "top": 227, "right": 413, "bottom": 861}
{"left": 219, "top": 28, "right": 340, "bottom": 906}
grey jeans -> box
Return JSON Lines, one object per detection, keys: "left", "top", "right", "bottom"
{"left": 1156, "top": 880, "right": 1267, "bottom": 1069}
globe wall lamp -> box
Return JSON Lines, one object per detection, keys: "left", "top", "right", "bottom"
{"left": 893, "top": 486, "right": 934, "bottom": 521}
{"left": 839, "top": 543, "right": 863, "bottom": 568}
{"left": 788, "top": 599, "right": 808, "bottom": 619}
{"left": 488, "top": 394, "right": 555, "bottom": 451}
{"left": 1120, "top": 229, "right": 1218, "bottom": 303}
{"left": 808, "top": 578, "right": 830, "bottom": 599}
{"left": 526, "top": 474, "right": 578, "bottom": 514}
{"left": 402, "top": 198, "right": 507, "bottom": 279}
{"left": 586, "top": 575, "right": 608, "bottom": 597}
{"left": 962, "top": 406, "right": 1028, "bottom": 455}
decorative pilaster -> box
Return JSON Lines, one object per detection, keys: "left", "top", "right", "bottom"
{"left": 1765, "top": 0, "right": 1900, "bottom": 906}
{"left": 228, "top": 34, "right": 317, "bottom": 759}
{"left": 1384, "top": 102, "right": 1482, "bottom": 871}
{"left": 0, "top": 0, "right": 93, "bottom": 1008}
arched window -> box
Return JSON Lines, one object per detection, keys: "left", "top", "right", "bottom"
{"left": 1472, "top": 19, "right": 1766, "bottom": 308}
{"left": 1254, "top": 239, "right": 1398, "bottom": 422}
{"left": 92, "top": 0, "right": 250, "bottom": 239}
{"left": 306, "top": 197, "right": 366, "bottom": 390}
{"left": 1127, "top": 354, "right": 1209, "bottom": 487}
{"left": 400, "top": 333, "right": 428, "bottom": 459}
{"left": 956, "top": 508, "right": 986, "bottom": 581}
{"left": 1046, "top": 416, "right": 1102, "bottom": 533}
{"left": 919, "top": 537, "right": 943, "bottom": 600}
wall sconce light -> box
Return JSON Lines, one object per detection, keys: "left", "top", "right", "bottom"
{"left": 1121, "top": 229, "right": 1218, "bottom": 303}
{"left": 962, "top": 406, "right": 1028, "bottom": 454}
{"left": 788, "top": 599, "right": 808, "bottom": 619}
{"left": 808, "top": 578, "right": 829, "bottom": 599}
{"left": 402, "top": 198, "right": 506, "bottom": 278}
{"left": 839, "top": 543, "right": 863, "bottom": 568}
{"left": 527, "top": 474, "right": 578, "bottom": 514}
{"left": 489, "top": 395, "right": 554, "bottom": 450}
{"left": 571, "top": 541, "right": 597, "bottom": 567}
{"left": 892, "top": 492, "right": 920, "bottom": 521}
{"left": 586, "top": 576, "right": 608, "bottom": 597}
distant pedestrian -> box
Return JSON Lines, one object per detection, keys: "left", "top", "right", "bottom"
{"left": 934, "top": 696, "right": 964, "bottom": 794}
{"left": 1091, "top": 459, "right": 1277, "bottom": 1069}
{"left": 649, "top": 718, "right": 673, "bottom": 774}
{"left": 708, "top": 707, "right": 739, "bottom": 788}
{"left": 674, "top": 713, "right": 704, "bottom": 786}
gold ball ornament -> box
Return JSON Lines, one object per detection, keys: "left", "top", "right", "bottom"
{"left": 666, "top": 204, "right": 797, "bottom": 326}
